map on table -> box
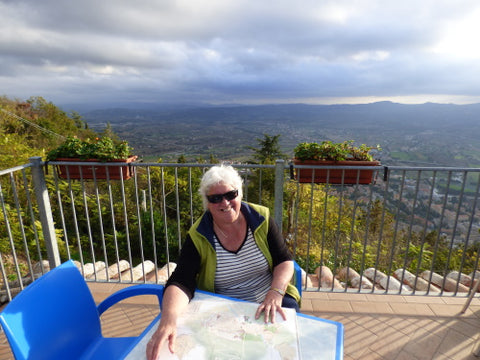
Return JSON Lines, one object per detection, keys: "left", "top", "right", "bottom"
{"left": 158, "top": 297, "right": 300, "bottom": 359}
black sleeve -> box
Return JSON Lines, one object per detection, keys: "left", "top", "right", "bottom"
{"left": 165, "top": 234, "right": 201, "bottom": 300}
{"left": 266, "top": 216, "right": 293, "bottom": 267}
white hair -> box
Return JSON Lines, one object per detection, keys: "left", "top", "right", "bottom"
{"left": 199, "top": 165, "right": 243, "bottom": 210}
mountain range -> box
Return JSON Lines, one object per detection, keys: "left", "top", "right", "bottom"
{"left": 80, "top": 101, "right": 480, "bottom": 166}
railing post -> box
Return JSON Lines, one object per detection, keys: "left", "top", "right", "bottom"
{"left": 29, "top": 157, "right": 61, "bottom": 269}
{"left": 274, "top": 159, "right": 285, "bottom": 231}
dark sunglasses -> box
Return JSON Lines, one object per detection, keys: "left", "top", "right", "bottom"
{"left": 206, "top": 189, "right": 239, "bottom": 204}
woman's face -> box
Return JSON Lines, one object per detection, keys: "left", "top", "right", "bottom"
{"left": 206, "top": 182, "right": 242, "bottom": 224}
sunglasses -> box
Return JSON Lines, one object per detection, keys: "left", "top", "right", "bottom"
{"left": 206, "top": 189, "right": 239, "bottom": 204}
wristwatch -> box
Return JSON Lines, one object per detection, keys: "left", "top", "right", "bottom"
{"left": 270, "top": 287, "right": 285, "bottom": 296}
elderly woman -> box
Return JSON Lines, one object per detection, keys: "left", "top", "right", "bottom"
{"left": 146, "top": 165, "right": 300, "bottom": 360}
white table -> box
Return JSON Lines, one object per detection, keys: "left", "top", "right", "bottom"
{"left": 124, "top": 291, "right": 343, "bottom": 359}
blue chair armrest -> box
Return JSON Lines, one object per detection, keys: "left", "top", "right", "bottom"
{"left": 96, "top": 284, "right": 164, "bottom": 316}
{"left": 293, "top": 261, "right": 302, "bottom": 297}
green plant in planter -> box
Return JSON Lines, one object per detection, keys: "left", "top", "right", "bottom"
{"left": 46, "top": 136, "right": 133, "bottom": 161}
{"left": 294, "top": 140, "right": 381, "bottom": 162}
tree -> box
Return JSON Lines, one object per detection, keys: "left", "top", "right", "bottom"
{"left": 248, "top": 134, "right": 286, "bottom": 164}
{"left": 177, "top": 155, "right": 187, "bottom": 163}
{"left": 208, "top": 154, "right": 219, "bottom": 164}
{"left": 100, "top": 122, "right": 120, "bottom": 142}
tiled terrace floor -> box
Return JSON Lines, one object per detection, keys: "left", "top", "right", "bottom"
{"left": 1, "top": 283, "right": 479, "bottom": 359}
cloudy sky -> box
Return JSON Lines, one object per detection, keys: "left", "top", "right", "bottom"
{"left": 2, "top": 0, "right": 480, "bottom": 108}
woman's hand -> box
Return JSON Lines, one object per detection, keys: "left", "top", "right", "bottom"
{"left": 255, "top": 289, "right": 286, "bottom": 323}
{"left": 256, "top": 260, "right": 294, "bottom": 323}
{"left": 146, "top": 317, "right": 177, "bottom": 360}
{"left": 145, "top": 285, "right": 190, "bottom": 360}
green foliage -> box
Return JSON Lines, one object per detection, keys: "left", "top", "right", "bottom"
{"left": 1, "top": 96, "right": 98, "bottom": 168}
{"left": 248, "top": 134, "right": 286, "bottom": 164}
{"left": 177, "top": 155, "right": 187, "bottom": 163}
{"left": 208, "top": 154, "right": 220, "bottom": 164}
{"left": 285, "top": 182, "right": 354, "bottom": 273}
{"left": 286, "top": 185, "right": 476, "bottom": 278}
{"left": 0, "top": 133, "right": 42, "bottom": 170}
{"left": 46, "top": 136, "right": 133, "bottom": 161}
{"left": 1, "top": 96, "right": 478, "bottom": 286}
{"left": 243, "top": 134, "right": 286, "bottom": 208}
{"left": 293, "top": 140, "right": 381, "bottom": 161}
{"left": 244, "top": 167, "right": 276, "bottom": 208}
{"left": 0, "top": 197, "right": 67, "bottom": 277}
{"left": 137, "top": 211, "right": 180, "bottom": 264}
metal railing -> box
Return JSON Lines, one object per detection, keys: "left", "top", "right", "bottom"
{"left": 1, "top": 158, "right": 479, "bottom": 303}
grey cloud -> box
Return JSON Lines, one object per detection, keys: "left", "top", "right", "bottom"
{"left": 2, "top": 0, "right": 480, "bottom": 106}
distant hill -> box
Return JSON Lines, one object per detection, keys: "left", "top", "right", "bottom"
{"left": 80, "top": 102, "right": 480, "bottom": 166}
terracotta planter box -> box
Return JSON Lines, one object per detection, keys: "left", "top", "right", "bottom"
{"left": 293, "top": 159, "right": 381, "bottom": 184}
{"left": 54, "top": 156, "right": 138, "bottom": 180}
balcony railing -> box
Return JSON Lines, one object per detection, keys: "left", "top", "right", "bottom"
{"left": 1, "top": 158, "right": 479, "bottom": 304}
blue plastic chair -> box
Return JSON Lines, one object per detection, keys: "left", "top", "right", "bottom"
{"left": 0, "top": 260, "right": 164, "bottom": 360}
{"left": 293, "top": 260, "right": 303, "bottom": 297}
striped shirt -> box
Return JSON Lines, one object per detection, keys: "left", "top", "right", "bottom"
{"left": 214, "top": 227, "right": 272, "bottom": 303}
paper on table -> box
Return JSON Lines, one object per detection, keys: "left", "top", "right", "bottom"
{"left": 158, "top": 298, "right": 301, "bottom": 360}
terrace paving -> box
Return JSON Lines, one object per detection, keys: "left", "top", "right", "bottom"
{"left": 1, "top": 282, "right": 478, "bottom": 359}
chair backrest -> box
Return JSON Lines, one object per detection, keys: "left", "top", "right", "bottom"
{"left": 0, "top": 260, "right": 101, "bottom": 360}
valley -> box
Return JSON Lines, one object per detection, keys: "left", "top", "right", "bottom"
{"left": 81, "top": 102, "right": 480, "bottom": 167}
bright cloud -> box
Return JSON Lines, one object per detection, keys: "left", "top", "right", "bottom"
{"left": 432, "top": 7, "right": 480, "bottom": 60}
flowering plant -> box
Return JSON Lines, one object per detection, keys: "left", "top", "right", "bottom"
{"left": 293, "top": 140, "right": 381, "bottom": 162}
{"left": 46, "top": 136, "right": 133, "bottom": 161}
